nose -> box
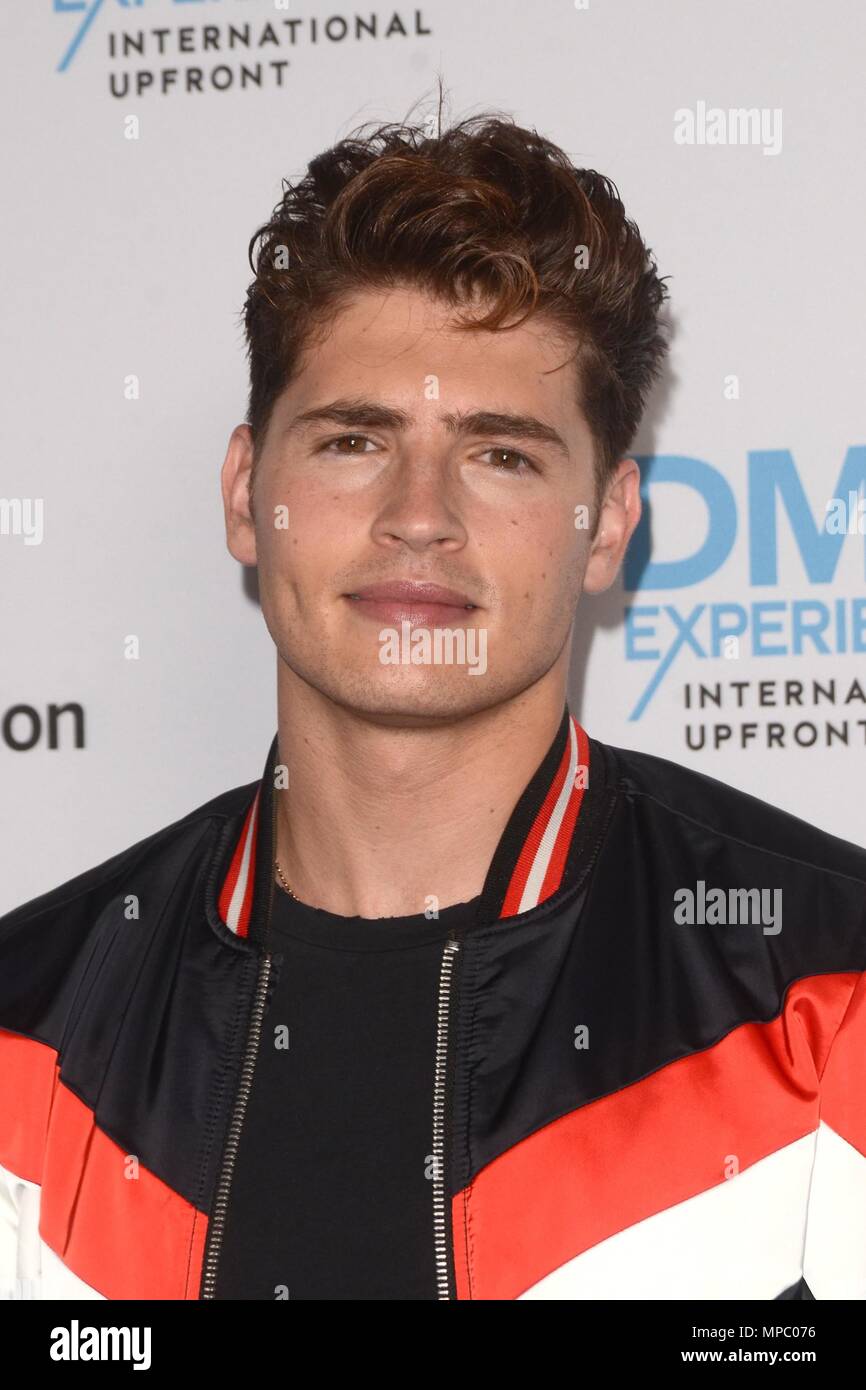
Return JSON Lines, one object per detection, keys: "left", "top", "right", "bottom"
{"left": 370, "top": 457, "right": 468, "bottom": 553}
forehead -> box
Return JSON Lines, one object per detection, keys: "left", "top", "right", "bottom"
{"left": 276, "top": 284, "right": 586, "bottom": 426}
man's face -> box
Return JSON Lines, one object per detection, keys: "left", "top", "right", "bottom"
{"left": 222, "top": 284, "right": 640, "bottom": 724}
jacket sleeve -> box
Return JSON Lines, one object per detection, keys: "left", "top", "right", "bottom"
{"left": 802, "top": 970, "right": 866, "bottom": 1298}
{"left": 0, "top": 1156, "right": 41, "bottom": 1301}
{"left": 0, "top": 1025, "right": 53, "bottom": 1302}
{"left": 0, "top": 862, "right": 129, "bottom": 1303}
{"left": 0, "top": 1158, "right": 21, "bottom": 1298}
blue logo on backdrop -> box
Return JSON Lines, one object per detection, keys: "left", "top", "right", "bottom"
{"left": 625, "top": 448, "right": 866, "bottom": 720}
{"left": 55, "top": 0, "right": 215, "bottom": 72}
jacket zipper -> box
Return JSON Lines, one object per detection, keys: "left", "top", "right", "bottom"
{"left": 201, "top": 922, "right": 463, "bottom": 1299}
{"left": 432, "top": 935, "right": 462, "bottom": 1300}
{"left": 199, "top": 950, "right": 273, "bottom": 1299}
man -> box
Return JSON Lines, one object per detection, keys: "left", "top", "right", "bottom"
{"left": 1, "top": 109, "right": 864, "bottom": 1302}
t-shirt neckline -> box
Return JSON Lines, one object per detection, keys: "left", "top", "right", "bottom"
{"left": 268, "top": 881, "right": 483, "bottom": 951}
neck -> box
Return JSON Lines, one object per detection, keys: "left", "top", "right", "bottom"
{"left": 273, "top": 667, "right": 570, "bottom": 919}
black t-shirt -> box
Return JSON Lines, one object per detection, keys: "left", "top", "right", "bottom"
{"left": 214, "top": 883, "right": 483, "bottom": 1300}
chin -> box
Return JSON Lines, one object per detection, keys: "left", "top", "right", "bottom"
{"left": 320, "top": 670, "right": 513, "bottom": 725}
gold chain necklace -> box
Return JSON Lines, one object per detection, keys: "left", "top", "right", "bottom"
{"left": 273, "top": 857, "right": 296, "bottom": 900}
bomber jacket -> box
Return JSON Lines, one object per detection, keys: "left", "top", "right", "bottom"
{"left": 1, "top": 705, "right": 865, "bottom": 1300}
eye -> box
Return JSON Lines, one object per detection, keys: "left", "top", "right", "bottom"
{"left": 480, "top": 447, "right": 535, "bottom": 474}
{"left": 319, "top": 433, "right": 378, "bottom": 455}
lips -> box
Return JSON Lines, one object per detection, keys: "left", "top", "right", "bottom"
{"left": 345, "top": 581, "right": 478, "bottom": 609}
{"left": 343, "top": 580, "right": 480, "bottom": 627}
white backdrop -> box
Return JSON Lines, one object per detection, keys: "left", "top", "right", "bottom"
{"left": 2, "top": 0, "right": 864, "bottom": 911}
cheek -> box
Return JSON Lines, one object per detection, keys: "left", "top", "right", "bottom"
{"left": 258, "top": 480, "right": 340, "bottom": 570}
{"left": 499, "top": 516, "right": 581, "bottom": 610}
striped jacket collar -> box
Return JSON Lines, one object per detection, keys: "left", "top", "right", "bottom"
{"left": 216, "top": 704, "right": 614, "bottom": 945}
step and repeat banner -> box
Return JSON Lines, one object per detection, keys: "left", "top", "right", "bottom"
{"left": 2, "top": 0, "right": 864, "bottom": 909}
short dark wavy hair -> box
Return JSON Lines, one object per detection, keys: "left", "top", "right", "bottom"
{"left": 242, "top": 96, "right": 671, "bottom": 500}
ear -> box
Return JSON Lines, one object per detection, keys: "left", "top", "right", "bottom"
{"left": 221, "top": 423, "right": 258, "bottom": 566}
{"left": 582, "top": 457, "right": 642, "bottom": 594}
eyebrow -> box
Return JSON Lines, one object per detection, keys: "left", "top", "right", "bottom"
{"left": 283, "top": 397, "right": 571, "bottom": 458}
